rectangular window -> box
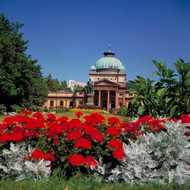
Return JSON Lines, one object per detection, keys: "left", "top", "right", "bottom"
{"left": 60, "top": 101, "right": 63, "bottom": 106}
{"left": 50, "top": 101, "right": 54, "bottom": 106}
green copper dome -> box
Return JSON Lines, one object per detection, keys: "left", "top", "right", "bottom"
{"left": 92, "top": 50, "right": 125, "bottom": 72}
{"left": 90, "top": 65, "right": 96, "bottom": 71}
{"left": 119, "top": 65, "right": 125, "bottom": 72}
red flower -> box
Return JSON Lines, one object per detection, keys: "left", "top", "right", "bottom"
{"left": 3, "top": 116, "right": 21, "bottom": 125}
{"left": 30, "top": 150, "right": 44, "bottom": 160}
{"left": 44, "top": 153, "right": 55, "bottom": 162}
{"left": 112, "top": 148, "right": 125, "bottom": 160}
{"left": 181, "top": 114, "right": 190, "bottom": 124}
{"left": 0, "top": 123, "right": 7, "bottom": 134}
{"left": 32, "top": 112, "right": 45, "bottom": 121}
{"left": 10, "top": 132, "right": 23, "bottom": 141}
{"left": 67, "top": 119, "right": 82, "bottom": 130}
{"left": 153, "top": 125, "right": 166, "bottom": 132}
{"left": 57, "top": 116, "right": 69, "bottom": 123}
{"left": 85, "top": 157, "right": 98, "bottom": 167}
{"left": 108, "top": 117, "right": 120, "bottom": 125}
{"left": 24, "top": 130, "right": 39, "bottom": 138}
{"left": 75, "top": 112, "right": 83, "bottom": 118}
{"left": 109, "top": 139, "right": 123, "bottom": 149}
{"left": 84, "top": 113, "right": 105, "bottom": 124}
{"left": 66, "top": 131, "right": 83, "bottom": 141}
{"left": 106, "top": 126, "right": 120, "bottom": 136}
{"left": 22, "top": 109, "right": 32, "bottom": 115}
{"left": 75, "top": 138, "right": 91, "bottom": 149}
{"left": 12, "top": 126, "right": 24, "bottom": 133}
{"left": 184, "top": 132, "right": 190, "bottom": 136}
{"left": 146, "top": 119, "right": 166, "bottom": 127}
{"left": 45, "top": 123, "right": 63, "bottom": 138}
{"left": 138, "top": 115, "right": 153, "bottom": 123}
{"left": 53, "top": 140, "right": 61, "bottom": 144}
{"left": 68, "top": 154, "right": 85, "bottom": 166}
{"left": 46, "top": 113, "right": 56, "bottom": 122}
{"left": 25, "top": 119, "right": 45, "bottom": 129}
{"left": 84, "top": 124, "right": 95, "bottom": 135}
{"left": 90, "top": 129, "right": 104, "bottom": 142}
{"left": 0, "top": 132, "right": 11, "bottom": 142}
{"left": 135, "top": 131, "right": 141, "bottom": 137}
{"left": 122, "top": 123, "right": 136, "bottom": 133}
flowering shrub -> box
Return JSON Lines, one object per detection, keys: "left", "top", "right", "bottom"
{"left": 107, "top": 119, "right": 190, "bottom": 185}
{"left": 0, "top": 110, "right": 190, "bottom": 181}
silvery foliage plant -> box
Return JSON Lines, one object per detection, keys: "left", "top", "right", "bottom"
{"left": 108, "top": 121, "right": 190, "bottom": 184}
{"left": 0, "top": 142, "right": 51, "bottom": 181}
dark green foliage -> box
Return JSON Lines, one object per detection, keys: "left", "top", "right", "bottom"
{"left": 43, "top": 74, "right": 72, "bottom": 92}
{"left": 0, "top": 104, "right": 6, "bottom": 115}
{"left": 10, "top": 104, "right": 23, "bottom": 113}
{"left": 116, "top": 106, "right": 127, "bottom": 116}
{"left": 42, "top": 107, "right": 68, "bottom": 113}
{"left": 127, "top": 59, "right": 190, "bottom": 118}
{"left": 0, "top": 14, "right": 48, "bottom": 111}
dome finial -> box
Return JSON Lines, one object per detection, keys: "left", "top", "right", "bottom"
{"left": 108, "top": 43, "right": 111, "bottom": 52}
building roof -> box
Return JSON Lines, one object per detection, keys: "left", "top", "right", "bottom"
{"left": 90, "top": 49, "right": 125, "bottom": 72}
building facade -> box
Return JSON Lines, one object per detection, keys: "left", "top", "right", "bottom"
{"left": 43, "top": 49, "right": 134, "bottom": 111}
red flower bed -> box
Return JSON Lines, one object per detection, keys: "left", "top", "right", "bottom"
{"left": 0, "top": 110, "right": 190, "bottom": 177}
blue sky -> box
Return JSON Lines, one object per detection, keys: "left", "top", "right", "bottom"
{"left": 1, "top": 0, "right": 190, "bottom": 83}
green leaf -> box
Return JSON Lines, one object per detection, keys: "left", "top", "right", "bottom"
{"left": 152, "top": 71, "right": 159, "bottom": 77}
{"left": 157, "top": 88, "right": 166, "bottom": 97}
{"left": 138, "top": 106, "right": 144, "bottom": 115}
{"left": 170, "top": 105, "right": 178, "bottom": 117}
{"left": 131, "top": 98, "right": 137, "bottom": 104}
{"left": 165, "top": 97, "right": 172, "bottom": 104}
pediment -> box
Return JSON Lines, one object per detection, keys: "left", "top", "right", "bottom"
{"left": 94, "top": 79, "right": 119, "bottom": 87}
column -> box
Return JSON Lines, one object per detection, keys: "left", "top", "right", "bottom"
{"left": 66, "top": 100, "right": 68, "bottom": 108}
{"left": 67, "top": 101, "right": 70, "bottom": 108}
{"left": 98, "top": 90, "right": 101, "bottom": 107}
{"left": 122, "top": 92, "right": 126, "bottom": 106}
{"left": 115, "top": 91, "right": 118, "bottom": 109}
{"left": 107, "top": 90, "right": 110, "bottom": 111}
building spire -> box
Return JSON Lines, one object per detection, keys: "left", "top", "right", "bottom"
{"left": 104, "top": 44, "right": 115, "bottom": 57}
{"left": 108, "top": 43, "right": 111, "bottom": 52}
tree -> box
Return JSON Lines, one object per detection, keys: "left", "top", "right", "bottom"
{"left": 0, "top": 14, "right": 48, "bottom": 111}
{"left": 43, "top": 74, "right": 60, "bottom": 92}
{"left": 152, "top": 59, "right": 190, "bottom": 117}
{"left": 60, "top": 80, "right": 72, "bottom": 92}
{"left": 126, "top": 59, "right": 190, "bottom": 118}
{"left": 43, "top": 75, "right": 72, "bottom": 92}
{"left": 126, "top": 76, "right": 159, "bottom": 117}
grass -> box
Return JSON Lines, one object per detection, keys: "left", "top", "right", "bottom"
{"left": 0, "top": 175, "right": 190, "bottom": 190}
{"left": 0, "top": 111, "right": 127, "bottom": 123}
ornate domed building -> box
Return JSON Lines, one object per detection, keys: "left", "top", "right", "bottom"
{"left": 88, "top": 48, "right": 128, "bottom": 111}
{"left": 43, "top": 48, "right": 134, "bottom": 111}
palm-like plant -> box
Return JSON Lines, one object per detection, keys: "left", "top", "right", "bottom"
{"left": 126, "top": 58, "right": 190, "bottom": 118}
{"left": 152, "top": 59, "right": 190, "bottom": 117}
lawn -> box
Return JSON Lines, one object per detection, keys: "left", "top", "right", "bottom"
{"left": 0, "top": 111, "right": 127, "bottom": 123}
{"left": 0, "top": 175, "right": 189, "bottom": 190}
